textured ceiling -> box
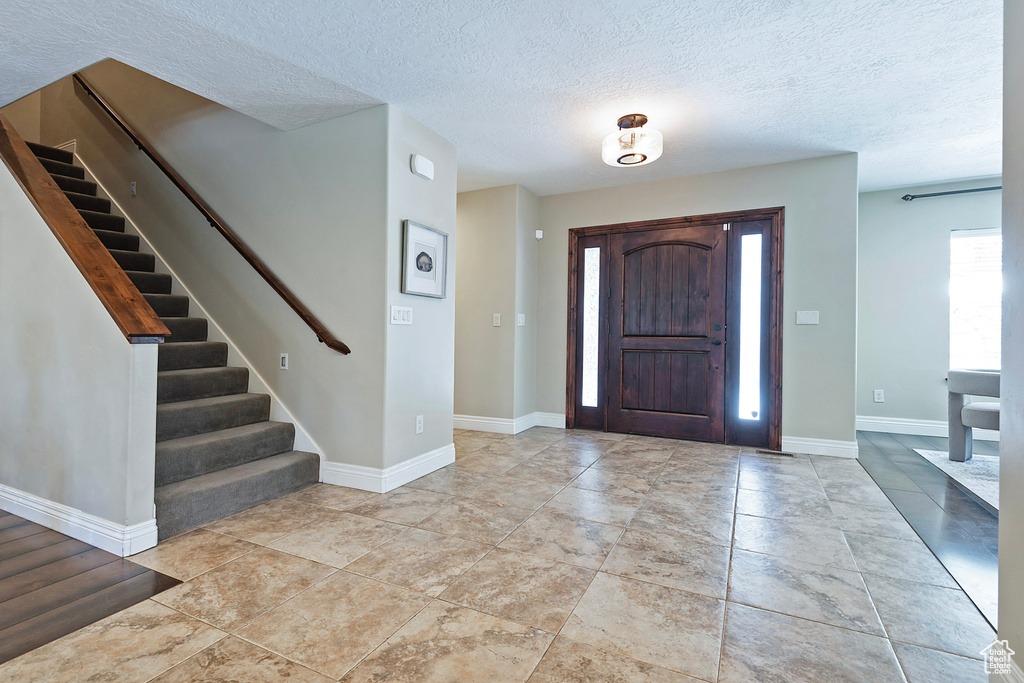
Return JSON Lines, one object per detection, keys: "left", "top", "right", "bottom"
{"left": 2, "top": 0, "right": 1002, "bottom": 194}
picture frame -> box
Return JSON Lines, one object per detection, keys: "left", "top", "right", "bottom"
{"left": 402, "top": 220, "right": 448, "bottom": 298}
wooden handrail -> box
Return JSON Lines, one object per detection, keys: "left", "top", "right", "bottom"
{"left": 0, "top": 112, "right": 170, "bottom": 343}
{"left": 73, "top": 72, "right": 352, "bottom": 355}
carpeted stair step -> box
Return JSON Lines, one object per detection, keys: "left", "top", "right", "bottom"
{"left": 155, "top": 421, "right": 296, "bottom": 486}
{"left": 94, "top": 229, "right": 139, "bottom": 251}
{"left": 158, "top": 341, "right": 228, "bottom": 371}
{"left": 78, "top": 209, "right": 125, "bottom": 232}
{"left": 126, "top": 270, "right": 171, "bottom": 295}
{"left": 52, "top": 175, "right": 96, "bottom": 196}
{"left": 155, "top": 450, "right": 318, "bottom": 539}
{"left": 157, "top": 393, "right": 271, "bottom": 441}
{"left": 109, "top": 249, "right": 153, "bottom": 272}
{"left": 39, "top": 157, "right": 84, "bottom": 179}
{"left": 162, "top": 317, "right": 208, "bottom": 343}
{"left": 145, "top": 294, "right": 189, "bottom": 317}
{"left": 157, "top": 366, "right": 249, "bottom": 404}
{"left": 27, "top": 142, "right": 74, "bottom": 164}
{"left": 64, "top": 191, "right": 110, "bottom": 213}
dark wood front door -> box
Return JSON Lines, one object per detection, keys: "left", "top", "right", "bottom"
{"left": 606, "top": 224, "right": 727, "bottom": 440}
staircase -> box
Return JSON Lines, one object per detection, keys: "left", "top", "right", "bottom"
{"left": 26, "top": 141, "right": 319, "bottom": 540}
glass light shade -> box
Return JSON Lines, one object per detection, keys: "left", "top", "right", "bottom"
{"left": 602, "top": 126, "right": 663, "bottom": 167}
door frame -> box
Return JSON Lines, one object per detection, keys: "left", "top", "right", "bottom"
{"left": 565, "top": 206, "right": 785, "bottom": 450}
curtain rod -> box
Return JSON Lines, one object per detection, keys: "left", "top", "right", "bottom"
{"left": 901, "top": 186, "right": 1002, "bottom": 201}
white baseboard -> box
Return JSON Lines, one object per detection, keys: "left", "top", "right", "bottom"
{"left": 455, "top": 412, "right": 566, "bottom": 435}
{"left": 856, "top": 415, "right": 1000, "bottom": 442}
{"left": 0, "top": 484, "right": 157, "bottom": 557}
{"left": 781, "top": 436, "right": 859, "bottom": 458}
{"left": 321, "top": 443, "right": 455, "bottom": 493}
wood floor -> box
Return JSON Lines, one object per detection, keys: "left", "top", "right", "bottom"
{"left": 0, "top": 510, "right": 179, "bottom": 664}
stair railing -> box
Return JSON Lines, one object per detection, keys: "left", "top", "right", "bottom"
{"left": 72, "top": 72, "right": 352, "bottom": 355}
{"left": 0, "top": 111, "right": 170, "bottom": 343}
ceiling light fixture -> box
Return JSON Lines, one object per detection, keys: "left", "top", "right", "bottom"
{"left": 602, "top": 114, "right": 663, "bottom": 167}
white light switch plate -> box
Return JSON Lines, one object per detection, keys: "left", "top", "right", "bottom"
{"left": 390, "top": 306, "right": 413, "bottom": 325}
{"left": 493, "top": 314, "right": 501, "bottom": 327}
{"left": 796, "top": 311, "right": 819, "bottom": 325}
{"left": 873, "top": 389, "right": 885, "bottom": 403}
{"left": 517, "top": 314, "right": 526, "bottom": 326}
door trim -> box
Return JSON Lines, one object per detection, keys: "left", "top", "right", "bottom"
{"left": 565, "top": 207, "right": 785, "bottom": 450}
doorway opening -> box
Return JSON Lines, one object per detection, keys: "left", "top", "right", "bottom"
{"left": 565, "top": 207, "right": 784, "bottom": 449}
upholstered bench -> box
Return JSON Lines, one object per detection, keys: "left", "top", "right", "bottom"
{"left": 948, "top": 369, "right": 1000, "bottom": 462}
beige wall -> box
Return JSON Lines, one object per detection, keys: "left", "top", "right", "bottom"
{"left": 383, "top": 107, "right": 458, "bottom": 468}
{"left": 514, "top": 186, "right": 540, "bottom": 419}
{"left": 858, "top": 179, "right": 1002, "bottom": 425}
{"left": 536, "top": 153, "right": 860, "bottom": 445}
{"left": 1, "top": 90, "right": 41, "bottom": 143}
{"left": 0, "top": 158, "right": 157, "bottom": 528}
{"left": 454, "top": 186, "right": 518, "bottom": 419}
{"left": 39, "top": 61, "right": 456, "bottom": 474}
{"left": 1000, "top": 0, "right": 1024, "bottom": 664}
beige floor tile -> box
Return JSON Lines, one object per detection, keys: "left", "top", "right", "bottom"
{"left": 204, "top": 497, "right": 336, "bottom": 545}
{"left": 862, "top": 574, "right": 995, "bottom": 658}
{"left": 507, "top": 459, "right": 587, "bottom": 483}
{"left": 129, "top": 528, "right": 257, "bottom": 580}
{"left": 344, "top": 528, "right": 490, "bottom": 596}
{"left": 467, "top": 472, "right": 568, "bottom": 510}
{"left": 601, "top": 527, "right": 730, "bottom": 598}
{"left": 829, "top": 501, "right": 918, "bottom": 540}
{"left": 589, "top": 453, "right": 668, "bottom": 478}
{"left": 542, "top": 486, "right": 643, "bottom": 526}
{"left": 285, "top": 483, "right": 380, "bottom": 510}
{"left": 727, "top": 550, "right": 885, "bottom": 635}
{"left": 732, "top": 514, "right": 857, "bottom": 570}
{"left": 645, "top": 482, "right": 738, "bottom": 513}
{"left": 499, "top": 509, "right": 623, "bottom": 569}
{"left": 528, "top": 446, "right": 606, "bottom": 469}
{"left": 151, "top": 636, "right": 332, "bottom": 682}
{"left": 562, "top": 572, "right": 724, "bottom": 681}
{"left": 528, "top": 637, "right": 699, "bottom": 682}
{"left": 476, "top": 440, "right": 550, "bottom": 459}
{"left": 737, "top": 467, "right": 823, "bottom": 494}
{"left": 453, "top": 451, "right": 528, "bottom": 474}
{"left": 820, "top": 478, "right": 897, "bottom": 508}
{"left": 268, "top": 511, "right": 407, "bottom": 568}
{"left": 441, "top": 548, "right": 595, "bottom": 632}
{"left": 606, "top": 442, "right": 678, "bottom": 461}
{"left": 562, "top": 429, "right": 629, "bottom": 443}
{"left": 347, "top": 488, "right": 455, "bottom": 525}
{"left": 892, "top": 642, "right": 987, "bottom": 683}
{"left": 238, "top": 570, "right": 430, "bottom": 679}
{"left": 454, "top": 433, "right": 503, "bottom": 454}
{"left": 719, "top": 603, "right": 904, "bottom": 683}
{"left": 152, "top": 547, "right": 335, "bottom": 631}
{"left": 629, "top": 498, "right": 734, "bottom": 547}
{"left": 418, "top": 497, "right": 535, "bottom": 543}
{"left": 734, "top": 485, "right": 838, "bottom": 525}
{"left": 570, "top": 466, "right": 657, "bottom": 495}
{"left": 341, "top": 601, "right": 552, "bottom": 682}
{"left": 0, "top": 600, "right": 225, "bottom": 682}
{"left": 403, "top": 466, "right": 494, "bottom": 496}
{"left": 845, "top": 531, "right": 958, "bottom": 587}
{"left": 657, "top": 462, "right": 739, "bottom": 489}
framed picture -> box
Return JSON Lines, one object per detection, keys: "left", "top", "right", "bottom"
{"left": 402, "top": 220, "right": 448, "bottom": 298}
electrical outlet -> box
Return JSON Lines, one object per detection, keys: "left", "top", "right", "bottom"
{"left": 415, "top": 415, "right": 424, "bottom": 434}
{"left": 517, "top": 314, "right": 526, "bottom": 326}
{"left": 873, "top": 389, "right": 884, "bottom": 403}
{"left": 493, "top": 314, "right": 501, "bottom": 327}
{"left": 280, "top": 353, "right": 289, "bottom": 370}
{"left": 130, "top": 181, "right": 137, "bottom": 197}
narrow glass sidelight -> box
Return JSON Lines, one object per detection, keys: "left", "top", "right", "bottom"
{"left": 581, "top": 247, "right": 601, "bottom": 407}
{"left": 738, "top": 234, "right": 763, "bottom": 420}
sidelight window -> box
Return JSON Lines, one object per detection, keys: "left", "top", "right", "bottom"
{"left": 581, "top": 247, "right": 601, "bottom": 407}
{"left": 950, "top": 228, "right": 1001, "bottom": 370}
{"left": 737, "top": 233, "right": 762, "bottom": 420}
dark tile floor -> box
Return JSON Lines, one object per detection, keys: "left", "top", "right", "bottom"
{"left": 857, "top": 431, "right": 998, "bottom": 629}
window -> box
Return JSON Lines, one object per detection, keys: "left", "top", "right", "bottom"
{"left": 950, "top": 228, "right": 1001, "bottom": 370}
{"left": 581, "top": 247, "right": 601, "bottom": 407}
{"left": 737, "top": 233, "right": 763, "bottom": 420}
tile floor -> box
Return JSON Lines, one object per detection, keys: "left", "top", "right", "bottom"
{"left": 0, "top": 428, "right": 997, "bottom": 682}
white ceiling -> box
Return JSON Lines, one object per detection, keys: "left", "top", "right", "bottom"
{"left": 2, "top": 0, "right": 1002, "bottom": 195}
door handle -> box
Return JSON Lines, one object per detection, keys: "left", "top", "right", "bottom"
{"left": 712, "top": 339, "right": 722, "bottom": 345}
